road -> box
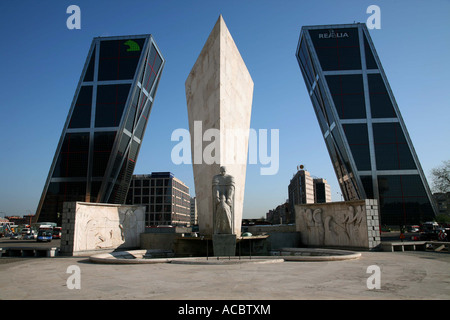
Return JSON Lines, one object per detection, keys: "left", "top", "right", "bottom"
{"left": 0, "top": 237, "right": 60, "bottom": 248}
{"left": 380, "top": 231, "right": 421, "bottom": 242}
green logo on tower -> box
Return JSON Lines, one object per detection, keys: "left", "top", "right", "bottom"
{"left": 124, "top": 40, "right": 140, "bottom": 52}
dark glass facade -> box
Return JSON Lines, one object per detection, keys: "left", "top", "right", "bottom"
{"left": 296, "top": 23, "right": 437, "bottom": 225}
{"left": 35, "top": 35, "right": 165, "bottom": 224}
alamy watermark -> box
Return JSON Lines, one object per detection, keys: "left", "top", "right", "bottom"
{"left": 171, "top": 121, "right": 279, "bottom": 175}
{"left": 66, "top": 265, "right": 81, "bottom": 289}
{"left": 366, "top": 5, "right": 381, "bottom": 29}
{"left": 366, "top": 265, "right": 381, "bottom": 289}
{"left": 66, "top": 5, "right": 81, "bottom": 30}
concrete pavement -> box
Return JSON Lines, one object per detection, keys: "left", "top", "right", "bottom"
{"left": 0, "top": 250, "right": 449, "bottom": 300}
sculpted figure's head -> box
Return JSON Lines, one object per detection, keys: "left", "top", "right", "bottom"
{"left": 220, "top": 166, "right": 226, "bottom": 175}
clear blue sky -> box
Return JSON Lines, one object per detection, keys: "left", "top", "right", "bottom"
{"left": 0, "top": 0, "right": 449, "bottom": 218}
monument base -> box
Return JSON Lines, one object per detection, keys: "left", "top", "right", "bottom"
{"left": 213, "top": 234, "right": 236, "bottom": 256}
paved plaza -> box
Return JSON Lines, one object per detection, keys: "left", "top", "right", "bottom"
{"left": 0, "top": 250, "right": 449, "bottom": 300}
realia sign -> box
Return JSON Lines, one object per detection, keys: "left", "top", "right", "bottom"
{"left": 318, "top": 30, "right": 349, "bottom": 39}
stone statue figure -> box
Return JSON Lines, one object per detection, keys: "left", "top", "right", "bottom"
{"left": 212, "top": 166, "right": 235, "bottom": 234}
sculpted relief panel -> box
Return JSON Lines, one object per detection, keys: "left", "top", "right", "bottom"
{"left": 61, "top": 202, "right": 145, "bottom": 255}
{"left": 295, "top": 200, "right": 380, "bottom": 249}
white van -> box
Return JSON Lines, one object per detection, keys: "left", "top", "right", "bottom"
{"left": 422, "top": 221, "right": 439, "bottom": 232}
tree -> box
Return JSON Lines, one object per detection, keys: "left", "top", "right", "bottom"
{"left": 435, "top": 214, "right": 450, "bottom": 225}
{"left": 431, "top": 160, "right": 450, "bottom": 193}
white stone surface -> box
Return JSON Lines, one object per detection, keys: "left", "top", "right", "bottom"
{"left": 295, "top": 199, "right": 381, "bottom": 249}
{"left": 185, "top": 15, "right": 254, "bottom": 236}
{"left": 60, "top": 202, "right": 145, "bottom": 255}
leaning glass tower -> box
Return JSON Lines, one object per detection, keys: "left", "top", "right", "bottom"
{"left": 35, "top": 34, "right": 165, "bottom": 224}
{"left": 296, "top": 23, "right": 437, "bottom": 225}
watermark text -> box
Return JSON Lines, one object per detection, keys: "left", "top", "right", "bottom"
{"left": 66, "top": 5, "right": 81, "bottom": 30}
{"left": 171, "top": 122, "right": 279, "bottom": 175}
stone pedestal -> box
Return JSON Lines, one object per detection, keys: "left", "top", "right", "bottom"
{"left": 213, "top": 234, "right": 236, "bottom": 256}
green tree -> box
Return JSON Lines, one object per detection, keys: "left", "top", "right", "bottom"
{"left": 435, "top": 214, "right": 450, "bottom": 225}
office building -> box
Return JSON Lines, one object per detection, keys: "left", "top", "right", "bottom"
{"left": 313, "top": 178, "right": 332, "bottom": 203}
{"left": 126, "top": 173, "right": 191, "bottom": 227}
{"left": 288, "top": 169, "right": 315, "bottom": 211}
{"left": 266, "top": 201, "right": 291, "bottom": 225}
{"left": 287, "top": 168, "right": 331, "bottom": 221}
{"left": 35, "top": 35, "right": 165, "bottom": 224}
{"left": 190, "top": 197, "right": 198, "bottom": 226}
{"left": 296, "top": 23, "right": 437, "bottom": 225}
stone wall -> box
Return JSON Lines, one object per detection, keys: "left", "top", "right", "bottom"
{"left": 60, "top": 202, "right": 145, "bottom": 256}
{"left": 295, "top": 199, "right": 380, "bottom": 250}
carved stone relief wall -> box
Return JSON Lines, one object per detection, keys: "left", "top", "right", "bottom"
{"left": 60, "top": 202, "right": 145, "bottom": 256}
{"left": 295, "top": 199, "right": 380, "bottom": 249}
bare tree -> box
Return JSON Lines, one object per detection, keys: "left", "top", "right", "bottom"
{"left": 431, "top": 160, "right": 450, "bottom": 193}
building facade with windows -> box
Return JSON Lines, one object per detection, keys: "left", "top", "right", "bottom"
{"left": 190, "top": 197, "right": 198, "bottom": 226}
{"left": 288, "top": 169, "right": 315, "bottom": 212}
{"left": 35, "top": 35, "right": 165, "bottom": 224}
{"left": 296, "top": 23, "right": 437, "bottom": 225}
{"left": 266, "top": 201, "right": 291, "bottom": 225}
{"left": 313, "top": 178, "right": 332, "bottom": 203}
{"left": 126, "top": 173, "right": 191, "bottom": 227}
{"left": 288, "top": 169, "right": 331, "bottom": 219}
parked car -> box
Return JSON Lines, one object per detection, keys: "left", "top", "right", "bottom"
{"left": 21, "top": 228, "right": 32, "bottom": 235}
{"left": 10, "top": 233, "right": 22, "bottom": 240}
{"left": 407, "top": 225, "right": 420, "bottom": 232}
{"left": 23, "top": 231, "right": 37, "bottom": 240}
{"left": 421, "top": 221, "right": 439, "bottom": 232}
{"left": 419, "top": 229, "right": 442, "bottom": 241}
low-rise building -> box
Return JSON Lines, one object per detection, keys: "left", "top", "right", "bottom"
{"left": 266, "top": 201, "right": 292, "bottom": 225}
{"left": 126, "top": 172, "right": 191, "bottom": 227}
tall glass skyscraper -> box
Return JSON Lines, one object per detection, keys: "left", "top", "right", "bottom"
{"left": 296, "top": 23, "right": 437, "bottom": 226}
{"left": 35, "top": 34, "right": 165, "bottom": 224}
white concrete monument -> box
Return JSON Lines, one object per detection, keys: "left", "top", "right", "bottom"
{"left": 60, "top": 202, "right": 145, "bottom": 256}
{"left": 295, "top": 199, "right": 381, "bottom": 250}
{"left": 185, "top": 15, "right": 254, "bottom": 236}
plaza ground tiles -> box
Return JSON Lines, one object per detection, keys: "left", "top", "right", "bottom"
{"left": 0, "top": 250, "right": 449, "bottom": 300}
